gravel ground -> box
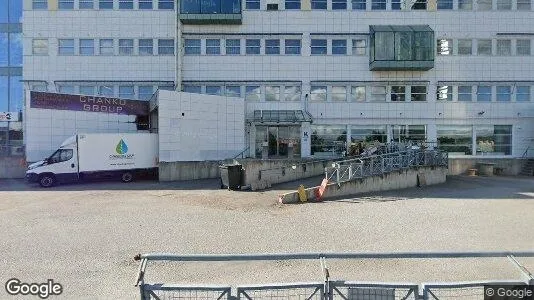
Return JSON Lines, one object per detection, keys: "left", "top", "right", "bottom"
{"left": 0, "top": 175, "right": 533, "bottom": 299}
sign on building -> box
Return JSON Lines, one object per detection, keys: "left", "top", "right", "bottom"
{"left": 0, "top": 112, "right": 19, "bottom": 122}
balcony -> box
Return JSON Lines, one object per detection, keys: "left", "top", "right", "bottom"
{"left": 179, "top": 0, "right": 242, "bottom": 25}
{"left": 369, "top": 25, "right": 434, "bottom": 71}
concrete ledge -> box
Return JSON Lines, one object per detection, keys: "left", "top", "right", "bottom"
{"left": 0, "top": 157, "right": 26, "bottom": 179}
{"left": 448, "top": 158, "right": 526, "bottom": 176}
{"left": 159, "top": 161, "right": 225, "bottom": 181}
{"left": 279, "top": 166, "right": 447, "bottom": 204}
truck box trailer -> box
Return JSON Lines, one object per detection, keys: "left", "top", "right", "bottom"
{"left": 26, "top": 133, "right": 158, "bottom": 187}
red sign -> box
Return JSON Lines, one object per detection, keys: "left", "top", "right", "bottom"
{"left": 30, "top": 91, "right": 149, "bottom": 116}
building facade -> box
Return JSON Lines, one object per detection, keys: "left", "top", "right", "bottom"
{"left": 23, "top": 0, "right": 534, "bottom": 162}
{"left": 1, "top": 0, "right": 23, "bottom": 156}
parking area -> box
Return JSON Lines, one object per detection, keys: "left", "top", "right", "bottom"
{"left": 1, "top": 175, "right": 533, "bottom": 299}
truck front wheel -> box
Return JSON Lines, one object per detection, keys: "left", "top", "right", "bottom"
{"left": 121, "top": 172, "right": 133, "bottom": 183}
{"left": 39, "top": 174, "right": 56, "bottom": 188}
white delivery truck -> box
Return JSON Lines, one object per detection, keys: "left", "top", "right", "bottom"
{"left": 26, "top": 133, "right": 158, "bottom": 187}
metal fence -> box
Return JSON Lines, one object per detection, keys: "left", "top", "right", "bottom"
{"left": 134, "top": 251, "right": 534, "bottom": 300}
{"left": 325, "top": 149, "right": 448, "bottom": 184}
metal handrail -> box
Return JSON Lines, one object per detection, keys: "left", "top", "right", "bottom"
{"left": 233, "top": 146, "right": 251, "bottom": 159}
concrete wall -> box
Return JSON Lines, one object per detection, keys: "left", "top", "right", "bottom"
{"left": 279, "top": 166, "right": 447, "bottom": 204}
{"left": 159, "top": 161, "right": 222, "bottom": 182}
{"left": 448, "top": 158, "right": 527, "bottom": 176}
{"left": 0, "top": 157, "right": 26, "bottom": 179}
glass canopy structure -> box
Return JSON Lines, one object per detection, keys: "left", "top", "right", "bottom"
{"left": 179, "top": 0, "right": 242, "bottom": 24}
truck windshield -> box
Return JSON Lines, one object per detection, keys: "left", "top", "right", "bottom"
{"left": 48, "top": 149, "right": 74, "bottom": 164}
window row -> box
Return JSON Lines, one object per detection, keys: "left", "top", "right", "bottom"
{"left": 30, "top": 84, "right": 175, "bottom": 100}
{"left": 245, "top": 0, "right": 531, "bottom": 10}
{"left": 0, "top": 33, "right": 23, "bottom": 67}
{"left": 182, "top": 84, "right": 303, "bottom": 102}
{"left": 437, "top": 38, "right": 532, "bottom": 56}
{"left": 32, "top": 0, "right": 174, "bottom": 10}
{"left": 31, "top": 38, "right": 175, "bottom": 56}
{"left": 437, "top": 84, "right": 532, "bottom": 102}
{"left": 310, "top": 124, "right": 513, "bottom": 157}
{"left": 183, "top": 38, "right": 367, "bottom": 56}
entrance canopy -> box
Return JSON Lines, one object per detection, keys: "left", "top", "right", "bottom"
{"left": 250, "top": 110, "right": 313, "bottom": 124}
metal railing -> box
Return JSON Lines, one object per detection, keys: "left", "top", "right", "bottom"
{"left": 325, "top": 149, "right": 448, "bottom": 184}
{"left": 134, "top": 251, "right": 534, "bottom": 300}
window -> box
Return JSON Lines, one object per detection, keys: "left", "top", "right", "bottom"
{"left": 437, "top": 0, "right": 453, "bottom": 9}
{"left": 458, "top": 39, "right": 472, "bottom": 55}
{"left": 265, "top": 39, "right": 280, "bottom": 55}
{"left": 80, "top": 86, "right": 95, "bottom": 96}
{"left": 351, "top": 86, "right": 365, "bottom": 102}
{"left": 516, "top": 86, "right": 530, "bottom": 102}
{"left": 58, "top": 39, "right": 75, "bottom": 55}
{"left": 352, "top": 39, "right": 366, "bottom": 55}
{"left": 310, "top": 86, "right": 327, "bottom": 102}
{"left": 226, "top": 39, "right": 241, "bottom": 55}
{"left": 139, "top": 0, "right": 153, "bottom": 9}
{"left": 437, "top": 125, "right": 472, "bottom": 155}
{"left": 99, "top": 39, "right": 114, "bottom": 55}
{"left": 437, "top": 39, "right": 452, "bottom": 55}
{"left": 158, "top": 39, "right": 174, "bottom": 55}
{"left": 58, "top": 85, "right": 75, "bottom": 94}
{"left": 496, "top": 39, "right": 511, "bottom": 56}
{"left": 182, "top": 85, "right": 201, "bottom": 94}
{"left": 206, "top": 85, "right": 222, "bottom": 95}
{"left": 370, "top": 86, "right": 386, "bottom": 102}
{"left": 517, "top": 0, "right": 531, "bottom": 9}
{"left": 311, "top": 126, "right": 347, "bottom": 156}
{"left": 79, "top": 39, "right": 94, "bottom": 56}
{"left": 99, "top": 85, "right": 114, "bottom": 96}
{"left": 352, "top": 0, "right": 366, "bottom": 9}
{"left": 332, "top": 40, "right": 347, "bottom": 55}
{"left": 371, "top": 0, "right": 386, "bottom": 9}
{"left": 118, "top": 39, "right": 134, "bottom": 55}
{"left": 332, "top": 0, "right": 347, "bottom": 9}
{"left": 246, "top": 39, "right": 261, "bottom": 54}
{"left": 79, "top": 0, "right": 94, "bottom": 9}
{"left": 9, "top": 33, "right": 22, "bottom": 66}
{"left": 119, "top": 0, "right": 133, "bottom": 8}
{"left": 390, "top": 86, "right": 405, "bottom": 102}
{"left": 391, "top": 0, "right": 401, "bottom": 9}
{"left": 206, "top": 39, "right": 221, "bottom": 55}
{"left": 119, "top": 86, "right": 135, "bottom": 99}
{"left": 184, "top": 39, "right": 201, "bottom": 55}
{"left": 351, "top": 126, "right": 387, "bottom": 144}
{"left": 477, "top": 40, "right": 491, "bottom": 55}
{"left": 285, "top": 0, "right": 301, "bottom": 9}
{"left": 477, "top": 0, "right": 492, "bottom": 10}
{"left": 516, "top": 40, "right": 531, "bottom": 56}
{"left": 159, "top": 85, "right": 174, "bottom": 91}
{"left": 246, "top": 0, "right": 260, "bottom": 9}
{"left": 497, "top": 0, "right": 511, "bottom": 9}
{"left": 458, "top": 0, "right": 473, "bottom": 9}
{"left": 477, "top": 86, "right": 492, "bottom": 102}
{"left": 285, "top": 39, "right": 301, "bottom": 55}
{"left": 225, "top": 86, "right": 241, "bottom": 97}
{"left": 284, "top": 86, "right": 301, "bottom": 101}
{"left": 32, "top": 0, "right": 47, "bottom": 9}
{"left": 311, "top": 39, "right": 327, "bottom": 55}
{"left": 392, "top": 125, "right": 426, "bottom": 142}
{"left": 476, "top": 125, "right": 512, "bottom": 155}
{"left": 245, "top": 85, "right": 261, "bottom": 101}
{"left": 59, "top": 0, "right": 74, "bottom": 9}
{"left": 311, "top": 0, "right": 327, "bottom": 9}
{"left": 32, "top": 39, "right": 48, "bottom": 55}
{"left": 265, "top": 86, "right": 280, "bottom": 101}
{"left": 158, "top": 0, "right": 174, "bottom": 9}
{"left": 436, "top": 86, "right": 453, "bottom": 101}
{"left": 331, "top": 86, "right": 347, "bottom": 102}
{"left": 139, "top": 39, "right": 153, "bottom": 55}
{"left": 411, "top": 86, "right": 427, "bottom": 102}
{"left": 496, "top": 86, "right": 511, "bottom": 102}
{"left": 458, "top": 86, "right": 472, "bottom": 101}
{"left": 48, "top": 149, "right": 73, "bottom": 164}
{"left": 99, "top": 0, "right": 113, "bottom": 9}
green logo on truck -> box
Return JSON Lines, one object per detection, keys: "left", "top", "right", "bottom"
{"left": 116, "top": 139, "right": 129, "bottom": 155}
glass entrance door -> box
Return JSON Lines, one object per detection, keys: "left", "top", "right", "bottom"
{"left": 255, "top": 126, "right": 301, "bottom": 158}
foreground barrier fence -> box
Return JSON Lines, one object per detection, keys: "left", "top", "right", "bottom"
{"left": 134, "top": 251, "right": 534, "bottom": 300}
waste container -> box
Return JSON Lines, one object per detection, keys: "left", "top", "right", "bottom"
{"left": 219, "top": 164, "right": 243, "bottom": 190}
